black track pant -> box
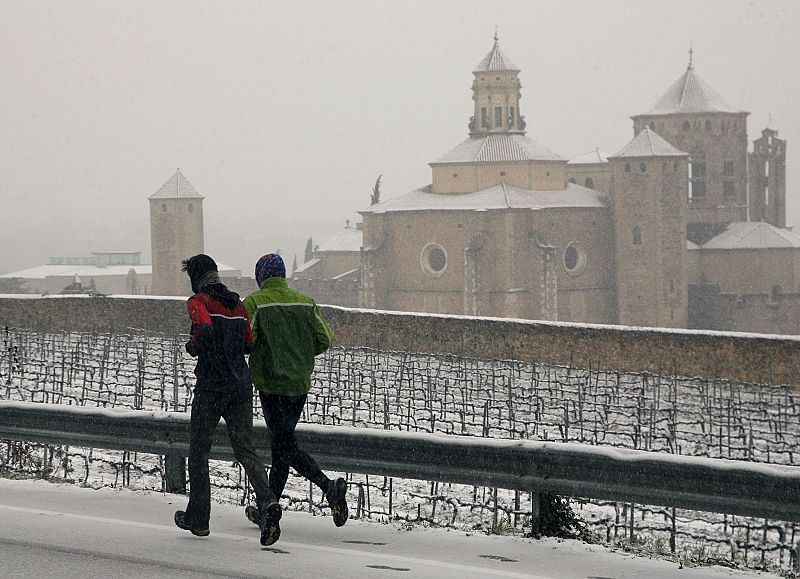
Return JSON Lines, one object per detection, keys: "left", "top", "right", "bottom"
{"left": 259, "top": 392, "right": 329, "bottom": 499}
{"left": 185, "top": 388, "right": 276, "bottom": 528}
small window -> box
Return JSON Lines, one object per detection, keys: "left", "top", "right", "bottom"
{"left": 494, "top": 106, "right": 503, "bottom": 127}
{"left": 452, "top": 172, "right": 458, "bottom": 178}
{"left": 188, "top": 204, "right": 193, "bottom": 213}
{"left": 705, "top": 120, "right": 712, "bottom": 131}
{"left": 624, "top": 163, "right": 631, "bottom": 173}
{"left": 563, "top": 242, "right": 587, "bottom": 274}
{"left": 674, "top": 160, "right": 679, "bottom": 171}
{"left": 568, "top": 177, "right": 576, "bottom": 184}
{"left": 649, "top": 122, "right": 655, "bottom": 130}
{"left": 640, "top": 163, "right": 647, "bottom": 173}
{"left": 633, "top": 226, "right": 642, "bottom": 245}
{"left": 585, "top": 177, "right": 594, "bottom": 189}
{"left": 682, "top": 120, "right": 690, "bottom": 131}
{"left": 546, "top": 171, "right": 551, "bottom": 176}
{"left": 421, "top": 243, "right": 447, "bottom": 277}
{"left": 724, "top": 160, "right": 734, "bottom": 177}
{"left": 500, "top": 171, "right": 506, "bottom": 176}
{"left": 162, "top": 204, "right": 167, "bottom": 212}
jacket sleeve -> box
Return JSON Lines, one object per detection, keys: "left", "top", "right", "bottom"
{"left": 312, "top": 303, "right": 334, "bottom": 356}
{"left": 237, "top": 301, "right": 254, "bottom": 355}
{"left": 186, "top": 295, "right": 212, "bottom": 357}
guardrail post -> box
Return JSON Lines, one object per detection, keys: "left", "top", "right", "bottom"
{"left": 164, "top": 453, "right": 186, "bottom": 494}
{"left": 794, "top": 541, "right": 800, "bottom": 573}
{"left": 530, "top": 489, "right": 541, "bottom": 538}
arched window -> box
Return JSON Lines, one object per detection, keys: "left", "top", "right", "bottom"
{"left": 682, "top": 120, "right": 691, "bottom": 131}
{"left": 633, "top": 226, "right": 642, "bottom": 245}
{"left": 705, "top": 120, "right": 712, "bottom": 132}
{"left": 585, "top": 177, "right": 594, "bottom": 189}
{"left": 624, "top": 163, "right": 631, "bottom": 173}
{"left": 639, "top": 163, "right": 647, "bottom": 173}
{"left": 649, "top": 122, "right": 655, "bottom": 130}
{"left": 568, "top": 177, "right": 576, "bottom": 184}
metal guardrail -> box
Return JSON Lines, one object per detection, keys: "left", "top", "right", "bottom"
{"left": 2, "top": 400, "right": 800, "bottom": 526}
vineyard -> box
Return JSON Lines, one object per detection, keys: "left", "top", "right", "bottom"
{"left": 2, "top": 325, "right": 799, "bottom": 572}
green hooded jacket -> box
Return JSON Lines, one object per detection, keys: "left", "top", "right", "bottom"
{"left": 243, "top": 276, "right": 334, "bottom": 395}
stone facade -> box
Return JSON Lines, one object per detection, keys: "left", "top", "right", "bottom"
{"left": 749, "top": 128, "right": 787, "bottom": 227}
{"left": 149, "top": 170, "right": 204, "bottom": 296}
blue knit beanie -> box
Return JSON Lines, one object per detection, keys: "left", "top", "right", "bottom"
{"left": 255, "top": 254, "right": 285, "bottom": 285}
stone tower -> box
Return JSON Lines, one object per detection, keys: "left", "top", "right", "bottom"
{"left": 631, "top": 50, "right": 749, "bottom": 245}
{"left": 149, "top": 169, "right": 204, "bottom": 296}
{"left": 609, "top": 128, "right": 689, "bottom": 328}
{"left": 749, "top": 128, "right": 787, "bottom": 227}
{"left": 469, "top": 32, "right": 526, "bottom": 137}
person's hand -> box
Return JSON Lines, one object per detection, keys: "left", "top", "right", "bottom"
{"left": 185, "top": 340, "right": 198, "bottom": 357}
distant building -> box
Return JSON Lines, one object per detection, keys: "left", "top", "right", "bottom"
{"left": 291, "top": 223, "right": 361, "bottom": 307}
{"left": 149, "top": 169, "right": 204, "bottom": 296}
{"left": 295, "top": 36, "right": 797, "bottom": 334}
{"left": 0, "top": 251, "right": 150, "bottom": 295}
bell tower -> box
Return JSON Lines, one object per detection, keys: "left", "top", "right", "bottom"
{"left": 469, "top": 33, "right": 526, "bottom": 136}
{"left": 149, "top": 169, "right": 204, "bottom": 296}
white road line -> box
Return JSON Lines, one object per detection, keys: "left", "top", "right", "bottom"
{"left": 0, "top": 503, "right": 547, "bottom": 578}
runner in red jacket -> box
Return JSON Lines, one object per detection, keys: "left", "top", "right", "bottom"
{"left": 173, "top": 254, "right": 282, "bottom": 547}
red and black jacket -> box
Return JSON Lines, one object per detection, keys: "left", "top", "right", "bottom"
{"left": 186, "top": 284, "right": 253, "bottom": 392}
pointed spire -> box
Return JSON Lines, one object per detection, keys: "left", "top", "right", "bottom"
{"left": 473, "top": 32, "right": 519, "bottom": 72}
{"left": 688, "top": 44, "right": 694, "bottom": 69}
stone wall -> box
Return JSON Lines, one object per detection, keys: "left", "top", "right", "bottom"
{"left": 0, "top": 296, "right": 798, "bottom": 384}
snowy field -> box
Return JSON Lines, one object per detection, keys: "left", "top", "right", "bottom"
{"left": 1, "top": 325, "right": 799, "bottom": 573}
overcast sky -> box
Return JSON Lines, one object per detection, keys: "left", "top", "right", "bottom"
{"left": 1, "top": 0, "right": 797, "bottom": 276}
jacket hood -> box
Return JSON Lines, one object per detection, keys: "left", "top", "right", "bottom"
{"left": 201, "top": 283, "right": 240, "bottom": 309}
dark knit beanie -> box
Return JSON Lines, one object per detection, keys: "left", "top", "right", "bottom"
{"left": 182, "top": 254, "right": 219, "bottom": 293}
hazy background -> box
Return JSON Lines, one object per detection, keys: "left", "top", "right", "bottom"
{"left": 1, "top": 0, "right": 797, "bottom": 276}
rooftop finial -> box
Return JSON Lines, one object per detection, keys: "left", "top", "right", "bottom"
{"left": 688, "top": 43, "right": 694, "bottom": 69}
{"left": 494, "top": 27, "right": 498, "bottom": 45}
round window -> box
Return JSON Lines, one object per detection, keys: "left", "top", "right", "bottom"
{"left": 420, "top": 243, "right": 447, "bottom": 277}
{"left": 563, "top": 242, "right": 587, "bottom": 275}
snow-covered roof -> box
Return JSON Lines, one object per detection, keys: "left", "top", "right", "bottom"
{"left": 0, "top": 265, "right": 153, "bottom": 279}
{"left": 640, "top": 64, "right": 743, "bottom": 116}
{"left": 567, "top": 148, "right": 609, "bottom": 165}
{"left": 1, "top": 262, "right": 238, "bottom": 279}
{"left": 361, "top": 182, "right": 606, "bottom": 214}
{"left": 702, "top": 221, "right": 800, "bottom": 250}
{"left": 610, "top": 127, "right": 687, "bottom": 158}
{"left": 332, "top": 268, "right": 359, "bottom": 280}
{"left": 149, "top": 169, "right": 203, "bottom": 199}
{"left": 315, "top": 227, "right": 362, "bottom": 253}
{"left": 432, "top": 134, "right": 564, "bottom": 164}
{"left": 293, "top": 258, "right": 320, "bottom": 275}
{"left": 473, "top": 35, "right": 519, "bottom": 73}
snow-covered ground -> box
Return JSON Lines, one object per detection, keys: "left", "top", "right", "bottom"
{"left": 0, "top": 477, "right": 783, "bottom": 579}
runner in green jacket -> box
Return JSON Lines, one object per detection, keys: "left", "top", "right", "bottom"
{"left": 242, "top": 253, "right": 349, "bottom": 530}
